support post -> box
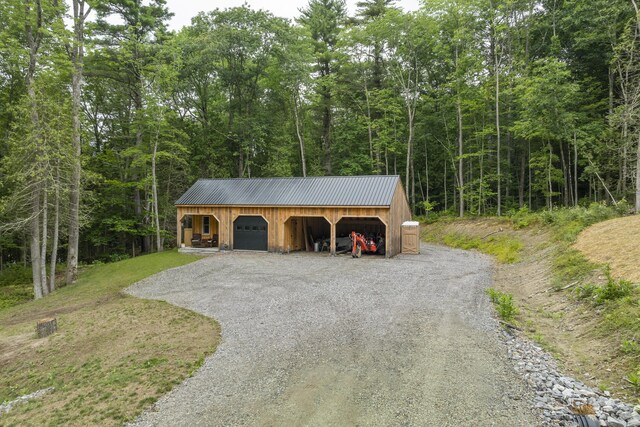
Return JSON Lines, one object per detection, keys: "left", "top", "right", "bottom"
{"left": 176, "top": 211, "right": 182, "bottom": 247}
{"left": 330, "top": 222, "right": 336, "bottom": 256}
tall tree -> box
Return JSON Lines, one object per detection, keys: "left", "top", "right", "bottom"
{"left": 90, "top": 0, "right": 171, "bottom": 254}
{"left": 299, "top": 0, "right": 347, "bottom": 174}
{"left": 65, "top": 0, "right": 90, "bottom": 284}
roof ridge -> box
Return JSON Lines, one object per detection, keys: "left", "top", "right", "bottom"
{"left": 197, "top": 175, "right": 399, "bottom": 181}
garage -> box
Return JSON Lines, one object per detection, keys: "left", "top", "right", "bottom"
{"left": 284, "top": 216, "right": 331, "bottom": 253}
{"left": 233, "top": 216, "right": 268, "bottom": 251}
{"left": 335, "top": 217, "right": 387, "bottom": 255}
{"left": 176, "top": 175, "right": 412, "bottom": 257}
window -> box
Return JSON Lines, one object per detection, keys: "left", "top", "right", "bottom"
{"left": 203, "top": 217, "right": 210, "bottom": 234}
{"left": 183, "top": 216, "right": 193, "bottom": 229}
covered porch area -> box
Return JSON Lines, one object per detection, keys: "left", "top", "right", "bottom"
{"left": 178, "top": 213, "right": 219, "bottom": 249}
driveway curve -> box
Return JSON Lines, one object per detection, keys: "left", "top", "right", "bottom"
{"left": 127, "top": 244, "right": 537, "bottom": 426}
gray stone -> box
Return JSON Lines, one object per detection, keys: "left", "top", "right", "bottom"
{"left": 627, "top": 417, "right": 640, "bottom": 427}
{"left": 608, "top": 417, "right": 627, "bottom": 427}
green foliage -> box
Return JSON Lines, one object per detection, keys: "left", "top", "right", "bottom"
{"left": 0, "top": 264, "right": 32, "bottom": 286}
{"left": 626, "top": 370, "right": 640, "bottom": 393}
{"left": 574, "top": 267, "right": 634, "bottom": 306}
{"left": 508, "top": 207, "right": 539, "bottom": 229}
{"left": 621, "top": 340, "right": 640, "bottom": 354}
{"left": 538, "top": 202, "right": 625, "bottom": 242}
{"left": 0, "top": 265, "right": 33, "bottom": 309}
{"left": 486, "top": 288, "right": 519, "bottom": 322}
{"left": 0, "top": 0, "right": 638, "bottom": 269}
{"left": 553, "top": 248, "right": 597, "bottom": 289}
{"left": 443, "top": 233, "right": 523, "bottom": 263}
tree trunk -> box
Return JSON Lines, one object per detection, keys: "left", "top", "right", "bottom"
{"left": 405, "top": 103, "right": 414, "bottom": 200}
{"left": 425, "top": 141, "right": 430, "bottom": 216}
{"left": 30, "top": 190, "right": 42, "bottom": 299}
{"left": 636, "top": 133, "right": 640, "bottom": 212}
{"left": 49, "top": 167, "right": 60, "bottom": 293}
{"left": 444, "top": 160, "right": 448, "bottom": 211}
{"left": 133, "top": 59, "right": 149, "bottom": 253}
{"left": 457, "top": 96, "right": 464, "bottom": 217}
{"left": 321, "top": 60, "right": 332, "bottom": 175}
{"left": 574, "top": 138, "right": 578, "bottom": 206}
{"left": 494, "top": 30, "right": 502, "bottom": 216}
{"left": 528, "top": 140, "right": 532, "bottom": 209}
{"left": 518, "top": 150, "right": 525, "bottom": 208}
{"left": 560, "top": 142, "right": 569, "bottom": 207}
{"left": 364, "top": 82, "right": 374, "bottom": 172}
{"left": 40, "top": 189, "right": 48, "bottom": 296}
{"left": 151, "top": 124, "right": 162, "bottom": 253}
{"left": 631, "top": 0, "right": 639, "bottom": 211}
{"left": 26, "top": 0, "right": 44, "bottom": 299}
{"left": 322, "top": 103, "right": 331, "bottom": 174}
{"left": 65, "top": 0, "right": 87, "bottom": 285}
{"left": 547, "top": 143, "right": 553, "bottom": 209}
{"left": 293, "top": 92, "right": 307, "bottom": 177}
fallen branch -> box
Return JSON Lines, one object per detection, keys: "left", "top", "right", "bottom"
{"left": 499, "top": 320, "right": 522, "bottom": 331}
{"left": 482, "top": 228, "right": 503, "bottom": 239}
{"left": 555, "top": 281, "right": 579, "bottom": 292}
{"left": 528, "top": 281, "right": 579, "bottom": 298}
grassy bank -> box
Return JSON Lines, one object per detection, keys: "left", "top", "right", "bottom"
{"left": 421, "top": 203, "right": 640, "bottom": 399}
{"left": 0, "top": 250, "right": 220, "bottom": 426}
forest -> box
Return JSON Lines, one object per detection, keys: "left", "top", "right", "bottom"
{"left": 0, "top": 0, "right": 639, "bottom": 297}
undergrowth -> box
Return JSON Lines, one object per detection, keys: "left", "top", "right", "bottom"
{"left": 574, "top": 267, "right": 634, "bottom": 306}
{"left": 442, "top": 233, "right": 523, "bottom": 263}
{"left": 1, "top": 265, "right": 36, "bottom": 309}
{"left": 486, "top": 288, "right": 519, "bottom": 322}
{"left": 509, "top": 201, "right": 630, "bottom": 242}
{"left": 552, "top": 248, "right": 598, "bottom": 289}
{"left": 0, "top": 264, "right": 68, "bottom": 310}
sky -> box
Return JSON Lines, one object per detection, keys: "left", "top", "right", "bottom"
{"left": 163, "top": 0, "right": 422, "bottom": 30}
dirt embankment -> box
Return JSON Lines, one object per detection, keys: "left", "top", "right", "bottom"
{"left": 423, "top": 218, "right": 634, "bottom": 399}
{"left": 574, "top": 215, "right": 640, "bottom": 283}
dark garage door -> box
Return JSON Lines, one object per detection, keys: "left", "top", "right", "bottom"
{"left": 233, "top": 216, "right": 268, "bottom": 251}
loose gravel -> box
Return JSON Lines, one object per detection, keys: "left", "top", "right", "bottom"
{"left": 506, "top": 331, "right": 640, "bottom": 427}
{"left": 126, "top": 244, "right": 537, "bottom": 426}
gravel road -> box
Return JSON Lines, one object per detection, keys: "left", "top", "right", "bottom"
{"left": 127, "top": 244, "right": 537, "bottom": 426}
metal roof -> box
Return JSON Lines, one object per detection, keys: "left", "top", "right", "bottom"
{"left": 175, "top": 176, "right": 401, "bottom": 207}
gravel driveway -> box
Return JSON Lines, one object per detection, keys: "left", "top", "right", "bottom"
{"left": 127, "top": 244, "right": 537, "bottom": 426}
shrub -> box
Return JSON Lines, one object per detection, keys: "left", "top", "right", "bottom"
{"left": 574, "top": 267, "right": 634, "bottom": 306}
{"left": 509, "top": 207, "right": 539, "bottom": 229}
{"left": 621, "top": 340, "right": 640, "bottom": 354}
{"left": 486, "top": 288, "right": 519, "bottom": 322}
{"left": 595, "top": 275, "right": 633, "bottom": 305}
{"left": 0, "top": 264, "right": 32, "bottom": 287}
{"left": 554, "top": 249, "right": 596, "bottom": 289}
{"left": 575, "top": 284, "right": 597, "bottom": 300}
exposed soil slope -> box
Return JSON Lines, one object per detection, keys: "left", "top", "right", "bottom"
{"left": 574, "top": 215, "right": 640, "bottom": 283}
{"left": 423, "top": 219, "right": 636, "bottom": 400}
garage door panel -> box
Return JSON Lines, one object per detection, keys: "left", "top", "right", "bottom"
{"left": 234, "top": 216, "right": 268, "bottom": 251}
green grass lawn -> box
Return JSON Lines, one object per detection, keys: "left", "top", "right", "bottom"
{"left": 0, "top": 250, "right": 220, "bottom": 426}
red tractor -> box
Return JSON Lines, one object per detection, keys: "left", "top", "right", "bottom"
{"left": 350, "top": 231, "right": 384, "bottom": 258}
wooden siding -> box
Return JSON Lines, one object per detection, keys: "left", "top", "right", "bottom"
{"left": 176, "top": 185, "right": 412, "bottom": 257}
{"left": 387, "top": 180, "right": 413, "bottom": 257}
